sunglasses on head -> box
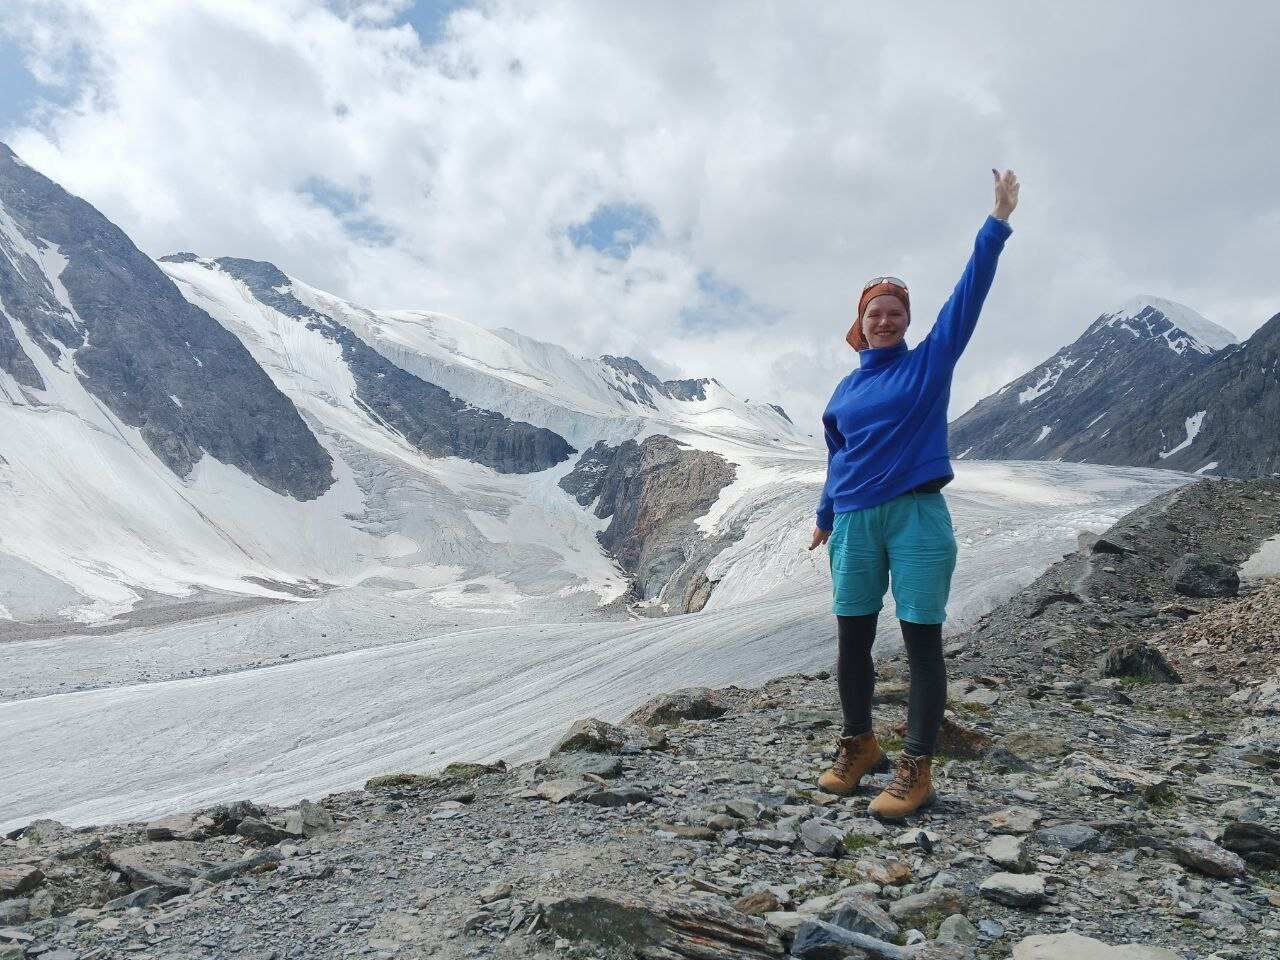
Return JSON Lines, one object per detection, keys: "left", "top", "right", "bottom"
{"left": 863, "top": 276, "right": 908, "bottom": 292}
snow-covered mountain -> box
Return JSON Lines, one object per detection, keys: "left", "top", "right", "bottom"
{"left": 0, "top": 142, "right": 807, "bottom": 628}
{"left": 949, "top": 296, "right": 1243, "bottom": 471}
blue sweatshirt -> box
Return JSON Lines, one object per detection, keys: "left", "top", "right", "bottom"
{"left": 817, "top": 215, "right": 1013, "bottom": 530}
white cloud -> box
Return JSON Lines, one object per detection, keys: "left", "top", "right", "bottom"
{"left": 2, "top": 0, "right": 1277, "bottom": 431}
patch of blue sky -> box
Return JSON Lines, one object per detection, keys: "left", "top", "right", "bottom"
{"left": 399, "top": 0, "right": 471, "bottom": 46}
{"left": 0, "top": 35, "right": 58, "bottom": 133}
{"left": 567, "top": 203, "right": 660, "bottom": 260}
{"left": 679, "top": 270, "right": 774, "bottom": 333}
{"left": 299, "top": 176, "right": 396, "bottom": 246}
{"left": 0, "top": 31, "right": 92, "bottom": 136}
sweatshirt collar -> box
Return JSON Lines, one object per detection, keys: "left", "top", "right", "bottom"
{"left": 857, "top": 339, "right": 908, "bottom": 371}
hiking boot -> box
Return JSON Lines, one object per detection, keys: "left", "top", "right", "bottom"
{"left": 867, "top": 753, "right": 936, "bottom": 820}
{"left": 817, "top": 731, "right": 890, "bottom": 794}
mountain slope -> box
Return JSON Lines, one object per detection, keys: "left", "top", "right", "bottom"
{"left": 950, "top": 296, "right": 1240, "bottom": 468}
{"left": 0, "top": 143, "right": 334, "bottom": 500}
{"left": 1086, "top": 309, "right": 1280, "bottom": 477}
{"left": 0, "top": 143, "right": 811, "bottom": 626}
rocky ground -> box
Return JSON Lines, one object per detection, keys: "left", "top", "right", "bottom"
{"left": 3, "top": 478, "right": 1279, "bottom": 960}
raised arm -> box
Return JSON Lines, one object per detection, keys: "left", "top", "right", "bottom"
{"left": 924, "top": 169, "right": 1019, "bottom": 364}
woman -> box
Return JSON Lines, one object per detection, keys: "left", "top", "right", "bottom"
{"left": 807, "top": 169, "right": 1020, "bottom": 820}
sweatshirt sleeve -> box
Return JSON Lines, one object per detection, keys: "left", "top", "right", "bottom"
{"left": 817, "top": 412, "right": 842, "bottom": 532}
{"left": 923, "top": 214, "right": 1013, "bottom": 365}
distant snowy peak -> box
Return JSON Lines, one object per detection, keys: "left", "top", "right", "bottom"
{"left": 1088, "top": 295, "right": 1237, "bottom": 356}
{"left": 162, "top": 253, "right": 802, "bottom": 450}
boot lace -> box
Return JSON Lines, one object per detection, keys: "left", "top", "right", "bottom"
{"left": 831, "top": 736, "right": 857, "bottom": 776}
{"left": 883, "top": 754, "right": 923, "bottom": 799}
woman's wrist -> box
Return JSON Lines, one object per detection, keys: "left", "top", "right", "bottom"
{"left": 992, "top": 207, "right": 1013, "bottom": 222}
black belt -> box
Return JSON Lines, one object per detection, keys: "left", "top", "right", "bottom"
{"left": 908, "top": 475, "right": 951, "bottom": 494}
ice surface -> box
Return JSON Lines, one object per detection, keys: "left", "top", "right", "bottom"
{"left": 0, "top": 460, "right": 1192, "bottom": 831}
{"left": 1241, "top": 533, "right": 1280, "bottom": 578}
{"left": 1158, "top": 410, "right": 1207, "bottom": 459}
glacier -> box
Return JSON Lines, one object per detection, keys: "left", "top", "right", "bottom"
{"left": 1, "top": 459, "right": 1192, "bottom": 831}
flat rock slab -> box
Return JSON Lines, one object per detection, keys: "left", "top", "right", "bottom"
{"left": 981, "top": 806, "right": 1042, "bottom": 834}
{"left": 1170, "top": 836, "right": 1246, "bottom": 878}
{"left": 980, "top": 872, "right": 1046, "bottom": 907}
{"left": 534, "top": 752, "right": 624, "bottom": 780}
{"left": 984, "top": 834, "right": 1029, "bottom": 870}
{"left": 535, "top": 779, "right": 594, "bottom": 803}
{"left": 543, "top": 889, "right": 784, "bottom": 960}
{"left": 107, "top": 841, "right": 206, "bottom": 892}
{"left": 1034, "top": 824, "right": 1101, "bottom": 851}
{"left": 0, "top": 866, "right": 42, "bottom": 898}
{"left": 1012, "top": 932, "right": 1180, "bottom": 959}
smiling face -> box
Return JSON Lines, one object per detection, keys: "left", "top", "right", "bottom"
{"left": 861, "top": 294, "right": 910, "bottom": 349}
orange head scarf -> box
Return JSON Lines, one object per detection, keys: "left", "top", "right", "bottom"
{"left": 846, "top": 280, "right": 911, "bottom": 352}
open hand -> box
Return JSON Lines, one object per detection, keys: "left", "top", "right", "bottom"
{"left": 992, "top": 168, "right": 1020, "bottom": 220}
{"left": 808, "top": 527, "right": 830, "bottom": 551}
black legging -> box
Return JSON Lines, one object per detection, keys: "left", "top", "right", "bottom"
{"left": 836, "top": 612, "right": 946, "bottom": 757}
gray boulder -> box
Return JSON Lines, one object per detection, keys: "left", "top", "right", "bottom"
{"left": 1165, "top": 553, "right": 1239, "bottom": 598}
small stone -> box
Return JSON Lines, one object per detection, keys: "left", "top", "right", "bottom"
{"left": 583, "top": 786, "right": 650, "bottom": 807}
{"left": 1033, "top": 824, "right": 1101, "bottom": 851}
{"left": 103, "top": 886, "right": 166, "bottom": 912}
{"left": 734, "top": 890, "right": 783, "bottom": 915}
{"left": 1097, "top": 640, "right": 1182, "bottom": 684}
{"left": 981, "top": 806, "right": 1042, "bottom": 834}
{"left": 553, "top": 718, "right": 627, "bottom": 753}
{"left": 625, "top": 688, "right": 729, "bottom": 727}
{"left": 936, "top": 913, "right": 978, "bottom": 946}
{"left": 1220, "top": 820, "right": 1280, "bottom": 868}
{"left": 979, "top": 872, "right": 1046, "bottom": 908}
{"left": 479, "top": 881, "right": 512, "bottom": 904}
{"left": 284, "top": 799, "right": 335, "bottom": 837}
{"left": 800, "top": 818, "right": 847, "bottom": 856}
{"left": 535, "top": 779, "right": 593, "bottom": 803}
{"left": 983, "top": 834, "right": 1029, "bottom": 871}
{"left": 1170, "top": 836, "right": 1246, "bottom": 878}
{"left": 978, "top": 918, "right": 1006, "bottom": 939}
{"left": 893, "top": 828, "right": 941, "bottom": 850}
{"left": 887, "top": 888, "right": 966, "bottom": 925}
{"left": 826, "top": 893, "right": 899, "bottom": 941}
{"left": 236, "top": 817, "right": 289, "bottom": 844}
{"left": 0, "top": 865, "right": 42, "bottom": 898}
{"left": 1011, "top": 931, "right": 1180, "bottom": 958}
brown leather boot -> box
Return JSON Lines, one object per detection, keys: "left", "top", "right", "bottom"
{"left": 867, "top": 753, "right": 936, "bottom": 820}
{"left": 817, "top": 731, "right": 890, "bottom": 794}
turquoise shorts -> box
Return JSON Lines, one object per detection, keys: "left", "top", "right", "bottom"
{"left": 827, "top": 490, "right": 958, "bottom": 624}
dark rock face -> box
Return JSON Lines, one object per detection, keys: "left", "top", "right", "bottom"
{"left": 210, "top": 257, "right": 574, "bottom": 474}
{"left": 950, "top": 301, "right": 1227, "bottom": 468}
{"left": 0, "top": 143, "right": 335, "bottom": 499}
{"left": 559, "top": 435, "right": 738, "bottom": 611}
{"left": 1165, "top": 553, "right": 1239, "bottom": 598}
{"left": 1097, "top": 639, "right": 1183, "bottom": 683}
{"left": 599, "top": 355, "right": 715, "bottom": 407}
{"left": 952, "top": 298, "right": 1280, "bottom": 478}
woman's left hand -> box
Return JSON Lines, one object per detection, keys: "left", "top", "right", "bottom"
{"left": 992, "top": 168, "right": 1020, "bottom": 220}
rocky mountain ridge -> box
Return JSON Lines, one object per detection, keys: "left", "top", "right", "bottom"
{"left": 950, "top": 297, "right": 1280, "bottom": 478}
{"left": 4, "top": 478, "right": 1278, "bottom": 960}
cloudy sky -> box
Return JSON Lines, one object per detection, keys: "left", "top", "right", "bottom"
{"left": 2, "top": 1, "right": 1277, "bottom": 432}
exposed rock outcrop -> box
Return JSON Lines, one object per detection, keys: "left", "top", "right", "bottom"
{"left": 560, "top": 434, "right": 739, "bottom": 611}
